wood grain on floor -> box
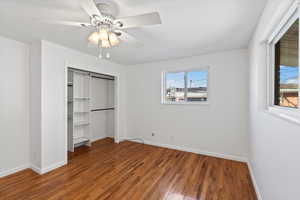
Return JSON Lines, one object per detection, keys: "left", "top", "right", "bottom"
{"left": 0, "top": 138, "right": 257, "bottom": 200}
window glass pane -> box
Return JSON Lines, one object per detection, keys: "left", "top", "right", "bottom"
{"left": 165, "top": 72, "right": 185, "bottom": 102}
{"left": 187, "top": 71, "right": 208, "bottom": 102}
{"left": 275, "top": 19, "right": 299, "bottom": 108}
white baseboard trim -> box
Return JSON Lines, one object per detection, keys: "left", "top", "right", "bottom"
{"left": 40, "top": 160, "right": 67, "bottom": 174}
{"left": 30, "top": 164, "right": 42, "bottom": 174}
{"left": 247, "top": 161, "right": 263, "bottom": 200}
{"left": 0, "top": 164, "right": 30, "bottom": 178}
{"left": 119, "top": 137, "right": 127, "bottom": 143}
{"left": 91, "top": 136, "right": 107, "bottom": 142}
{"left": 125, "top": 138, "right": 248, "bottom": 163}
{"left": 30, "top": 160, "right": 67, "bottom": 175}
{"left": 0, "top": 161, "right": 65, "bottom": 177}
{"left": 91, "top": 136, "right": 115, "bottom": 143}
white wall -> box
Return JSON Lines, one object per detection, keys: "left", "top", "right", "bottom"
{"left": 107, "top": 80, "right": 115, "bottom": 138}
{"left": 126, "top": 49, "right": 249, "bottom": 160}
{"left": 249, "top": 0, "right": 300, "bottom": 200}
{"left": 0, "top": 36, "right": 29, "bottom": 177}
{"left": 30, "top": 41, "right": 42, "bottom": 170}
{"left": 40, "top": 40, "right": 126, "bottom": 171}
{"left": 0, "top": 37, "right": 126, "bottom": 176}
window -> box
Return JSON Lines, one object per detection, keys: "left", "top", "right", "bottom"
{"left": 274, "top": 19, "right": 299, "bottom": 108}
{"left": 267, "top": 1, "right": 300, "bottom": 123}
{"left": 165, "top": 72, "right": 185, "bottom": 103}
{"left": 162, "top": 68, "right": 209, "bottom": 104}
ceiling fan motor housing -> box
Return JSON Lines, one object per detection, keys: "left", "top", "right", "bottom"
{"left": 90, "top": 14, "right": 115, "bottom": 27}
{"left": 95, "top": 0, "right": 119, "bottom": 16}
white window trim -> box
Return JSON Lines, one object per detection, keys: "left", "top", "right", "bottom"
{"left": 161, "top": 67, "right": 210, "bottom": 105}
{"left": 266, "top": 0, "right": 300, "bottom": 124}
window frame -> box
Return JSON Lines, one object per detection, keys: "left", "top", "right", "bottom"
{"left": 266, "top": 0, "right": 300, "bottom": 123}
{"left": 161, "top": 67, "right": 210, "bottom": 105}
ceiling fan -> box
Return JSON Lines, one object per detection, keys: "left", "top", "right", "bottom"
{"left": 43, "top": 0, "right": 162, "bottom": 59}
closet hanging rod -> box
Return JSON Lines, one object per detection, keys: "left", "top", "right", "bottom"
{"left": 90, "top": 75, "right": 114, "bottom": 81}
{"left": 91, "top": 108, "right": 115, "bottom": 112}
{"left": 68, "top": 67, "right": 115, "bottom": 80}
{"left": 69, "top": 69, "right": 89, "bottom": 75}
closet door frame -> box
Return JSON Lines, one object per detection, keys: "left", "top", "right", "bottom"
{"left": 64, "top": 65, "right": 121, "bottom": 163}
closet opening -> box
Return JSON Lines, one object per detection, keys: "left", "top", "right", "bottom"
{"left": 67, "top": 67, "right": 116, "bottom": 155}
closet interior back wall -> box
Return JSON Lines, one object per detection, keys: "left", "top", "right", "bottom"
{"left": 90, "top": 76, "right": 115, "bottom": 142}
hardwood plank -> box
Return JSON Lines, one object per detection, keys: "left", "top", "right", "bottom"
{"left": 0, "top": 138, "right": 257, "bottom": 200}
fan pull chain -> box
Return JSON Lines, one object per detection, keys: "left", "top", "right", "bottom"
{"left": 98, "top": 41, "right": 103, "bottom": 59}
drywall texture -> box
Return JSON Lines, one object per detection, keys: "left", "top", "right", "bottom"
{"left": 0, "top": 36, "right": 29, "bottom": 176}
{"left": 126, "top": 49, "right": 249, "bottom": 160}
{"left": 249, "top": 0, "right": 300, "bottom": 199}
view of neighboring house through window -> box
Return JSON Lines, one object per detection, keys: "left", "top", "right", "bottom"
{"left": 165, "top": 72, "right": 185, "bottom": 102}
{"left": 187, "top": 71, "right": 208, "bottom": 102}
{"left": 274, "top": 19, "right": 299, "bottom": 108}
{"left": 164, "top": 69, "right": 208, "bottom": 103}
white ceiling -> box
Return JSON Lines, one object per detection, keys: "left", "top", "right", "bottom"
{"left": 0, "top": 0, "right": 267, "bottom": 65}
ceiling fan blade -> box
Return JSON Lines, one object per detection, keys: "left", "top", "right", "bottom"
{"left": 116, "top": 31, "right": 143, "bottom": 47}
{"left": 81, "top": 0, "right": 102, "bottom": 18}
{"left": 40, "top": 20, "right": 91, "bottom": 27}
{"left": 115, "top": 12, "right": 161, "bottom": 29}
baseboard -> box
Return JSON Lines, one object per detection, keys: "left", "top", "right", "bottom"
{"left": 91, "top": 136, "right": 107, "bottom": 142}
{"left": 119, "top": 137, "right": 128, "bottom": 143}
{"left": 125, "top": 138, "right": 248, "bottom": 163}
{"left": 30, "top": 164, "right": 42, "bottom": 174}
{"left": 0, "top": 164, "right": 30, "bottom": 178}
{"left": 247, "top": 161, "right": 263, "bottom": 200}
{"left": 91, "top": 136, "right": 115, "bottom": 143}
{"left": 40, "top": 160, "right": 67, "bottom": 174}
{"left": 0, "top": 162, "right": 63, "bottom": 177}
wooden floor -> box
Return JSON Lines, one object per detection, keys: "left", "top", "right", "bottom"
{"left": 0, "top": 138, "right": 257, "bottom": 200}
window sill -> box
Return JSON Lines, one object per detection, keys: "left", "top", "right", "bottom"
{"left": 266, "top": 106, "right": 300, "bottom": 126}
{"left": 161, "top": 101, "right": 210, "bottom": 105}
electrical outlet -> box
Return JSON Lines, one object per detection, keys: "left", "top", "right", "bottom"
{"left": 151, "top": 132, "right": 155, "bottom": 137}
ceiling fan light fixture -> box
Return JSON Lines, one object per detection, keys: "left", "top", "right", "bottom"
{"left": 88, "top": 31, "right": 100, "bottom": 44}
{"left": 101, "top": 40, "right": 111, "bottom": 48}
{"left": 109, "top": 32, "right": 120, "bottom": 46}
{"left": 99, "top": 27, "right": 109, "bottom": 41}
